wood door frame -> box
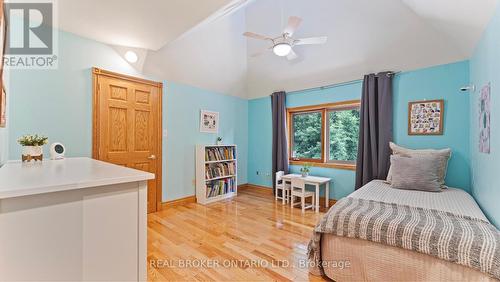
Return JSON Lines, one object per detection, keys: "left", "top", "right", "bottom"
{"left": 92, "top": 67, "right": 163, "bottom": 212}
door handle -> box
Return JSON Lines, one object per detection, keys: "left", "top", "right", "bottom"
{"left": 147, "top": 155, "right": 157, "bottom": 160}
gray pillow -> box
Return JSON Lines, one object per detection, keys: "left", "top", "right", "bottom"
{"left": 386, "top": 142, "right": 451, "bottom": 189}
{"left": 389, "top": 155, "right": 442, "bottom": 192}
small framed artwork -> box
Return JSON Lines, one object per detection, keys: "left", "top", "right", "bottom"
{"left": 408, "top": 99, "right": 444, "bottom": 135}
{"left": 200, "top": 110, "right": 219, "bottom": 133}
{"left": 479, "top": 83, "right": 490, "bottom": 154}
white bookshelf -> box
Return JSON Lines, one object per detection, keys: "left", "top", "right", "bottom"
{"left": 196, "top": 145, "right": 237, "bottom": 205}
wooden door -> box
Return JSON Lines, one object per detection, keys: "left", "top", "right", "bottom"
{"left": 92, "top": 68, "right": 162, "bottom": 213}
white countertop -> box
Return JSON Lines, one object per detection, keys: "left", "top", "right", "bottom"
{"left": 0, "top": 157, "right": 155, "bottom": 199}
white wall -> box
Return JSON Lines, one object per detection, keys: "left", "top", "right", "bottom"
{"left": 143, "top": 9, "right": 247, "bottom": 98}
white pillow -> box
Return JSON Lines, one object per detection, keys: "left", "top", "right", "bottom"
{"left": 386, "top": 142, "right": 451, "bottom": 189}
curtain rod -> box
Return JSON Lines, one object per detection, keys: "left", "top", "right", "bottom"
{"left": 287, "top": 71, "right": 401, "bottom": 95}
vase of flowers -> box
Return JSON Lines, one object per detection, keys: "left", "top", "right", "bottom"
{"left": 18, "top": 134, "right": 48, "bottom": 162}
{"left": 300, "top": 163, "right": 311, "bottom": 177}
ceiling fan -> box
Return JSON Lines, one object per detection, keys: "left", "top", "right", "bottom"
{"left": 243, "top": 16, "right": 327, "bottom": 60}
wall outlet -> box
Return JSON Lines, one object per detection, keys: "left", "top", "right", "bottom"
{"left": 192, "top": 179, "right": 196, "bottom": 186}
{"left": 163, "top": 129, "right": 168, "bottom": 138}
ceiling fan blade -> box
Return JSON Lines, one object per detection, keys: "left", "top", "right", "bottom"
{"left": 243, "top": 31, "right": 272, "bottom": 41}
{"left": 286, "top": 49, "right": 298, "bottom": 60}
{"left": 283, "top": 16, "right": 302, "bottom": 36}
{"left": 294, "top": 36, "right": 328, "bottom": 45}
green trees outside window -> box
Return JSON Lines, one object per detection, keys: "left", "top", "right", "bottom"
{"left": 291, "top": 105, "right": 360, "bottom": 163}
{"left": 328, "top": 109, "right": 360, "bottom": 161}
{"left": 292, "top": 111, "right": 322, "bottom": 159}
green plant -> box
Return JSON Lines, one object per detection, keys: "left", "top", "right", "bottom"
{"left": 17, "top": 134, "right": 49, "bottom": 146}
{"left": 216, "top": 137, "right": 223, "bottom": 142}
{"left": 300, "top": 163, "right": 311, "bottom": 174}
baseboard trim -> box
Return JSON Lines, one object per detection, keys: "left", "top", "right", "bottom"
{"left": 160, "top": 195, "right": 196, "bottom": 210}
{"left": 321, "top": 197, "right": 337, "bottom": 207}
{"left": 160, "top": 184, "right": 250, "bottom": 209}
{"left": 238, "top": 183, "right": 273, "bottom": 195}
{"left": 241, "top": 183, "right": 337, "bottom": 206}
{"left": 159, "top": 184, "right": 335, "bottom": 210}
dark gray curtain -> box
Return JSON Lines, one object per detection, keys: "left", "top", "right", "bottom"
{"left": 355, "top": 72, "right": 393, "bottom": 189}
{"left": 271, "top": 91, "right": 289, "bottom": 193}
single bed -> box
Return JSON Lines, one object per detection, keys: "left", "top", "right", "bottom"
{"left": 314, "top": 180, "right": 496, "bottom": 282}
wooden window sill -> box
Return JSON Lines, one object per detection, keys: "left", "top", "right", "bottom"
{"left": 290, "top": 160, "right": 356, "bottom": 171}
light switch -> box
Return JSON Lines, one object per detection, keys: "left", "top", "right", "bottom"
{"left": 163, "top": 129, "right": 168, "bottom": 138}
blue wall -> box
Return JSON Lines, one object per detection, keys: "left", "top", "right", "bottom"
{"left": 4, "top": 24, "right": 480, "bottom": 208}
{"left": 393, "top": 61, "right": 471, "bottom": 191}
{"left": 164, "top": 82, "right": 248, "bottom": 201}
{"left": 7, "top": 29, "right": 248, "bottom": 203}
{"left": 247, "top": 61, "right": 471, "bottom": 199}
{"left": 248, "top": 98, "right": 273, "bottom": 187}
{"left": 469, "top": 5, "right": 500, "bottom": 227}
{"left": 8, "top": 30, "right": 141, "bottom": 158}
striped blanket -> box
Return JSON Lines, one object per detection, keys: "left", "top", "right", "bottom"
{"left": 308, "top": 197, "right": 500, "bottom": 280}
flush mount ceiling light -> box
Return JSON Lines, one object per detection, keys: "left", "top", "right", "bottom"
{"left": 273, "top": 43, "right": 292, "bottom": 56}
{"left": 124, "top": 50, "right": 138, "bottom": 63}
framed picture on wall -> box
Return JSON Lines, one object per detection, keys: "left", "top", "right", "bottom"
{"left": 479, "top": 83, "right": 491, "bottom": 154}
{"left": 200, "top": 110, "right": 219, "bottom": 133}
{"left": 408, "top": 99, "right": 444, "bottom": 135}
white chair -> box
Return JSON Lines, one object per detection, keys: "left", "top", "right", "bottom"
{"left": 290, "top": 178, "right": 315, "bottom": 213}
{"left": 275, "top": 171, "right": 291, "bottom": 204}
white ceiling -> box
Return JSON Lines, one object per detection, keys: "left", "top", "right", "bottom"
{"left": 57, "top": 0, "right": 233, "bottom": 50}
{"left": 143, "top": 8, "right": 248, "bottom": 98}
{"left": 56, "top": 0, "right": 498, "bottom": 99}
{"left": 245, "top": 0, "right": 498, "bottom": 98}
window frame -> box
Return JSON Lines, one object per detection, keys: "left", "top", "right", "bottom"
{"left": 326, "top": 105, "right": 361, "bottom": 164}
{"left": 287, "top": 100, "right": 361, "bottom": 170}
{"left": 289, "top": 109, "right": 325, "bottom": 163}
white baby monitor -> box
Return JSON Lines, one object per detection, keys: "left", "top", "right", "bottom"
{"left": 50, "top": 143, "right": 65, "bottom": 160}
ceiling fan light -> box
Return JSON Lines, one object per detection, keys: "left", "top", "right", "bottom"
{"left": 273, "top": 43, "right": 292, "bottom": 56}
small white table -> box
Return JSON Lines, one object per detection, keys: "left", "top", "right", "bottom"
{"left": 282, "top": 174, "right": 331, "bottom": 213}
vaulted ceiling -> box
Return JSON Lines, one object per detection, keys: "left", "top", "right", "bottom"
{"left": 245, "top": 0, "right": 498, "bottom": 98}
{"left": 56, "top": 0, "right": 498, "bottom": 99}
{"left": 57, "top": 0, "right": 234, "bottom": 50}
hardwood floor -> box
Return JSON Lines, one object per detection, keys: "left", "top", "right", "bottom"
{"left": 147, "top": 187, "right": 327, "bottom": 281}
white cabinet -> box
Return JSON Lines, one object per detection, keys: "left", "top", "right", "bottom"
{"left": 0, "top": 158, "right": 153, "bottom": 281}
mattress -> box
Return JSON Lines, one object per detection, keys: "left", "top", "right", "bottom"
{"left": 318, "top": 180, "right": 493, "bottom": 282}
{"left": 348, "top": 180, "right": 487, "bottom": 221}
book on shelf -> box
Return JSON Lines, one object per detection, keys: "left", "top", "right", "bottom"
{"left": 205, "top": 146, "right": 235, "bottom": 161}
{"left": 205, "top": 162, "right": 236, "bottom": 179}
{"left": 196, "top": 144, "right": 237, "bottom": 204}
{"left": 206, "top": 178, "right": 236, "bottom": 198}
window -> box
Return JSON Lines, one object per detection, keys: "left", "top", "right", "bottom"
{"left": 328, "top": 108, "right": 360, "bottom": 163}
{"left": 291, "top": 111, "right": 323, "bottom": 160}
{"left": 288, "top": 100, "right": 361, "bottom": 170}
